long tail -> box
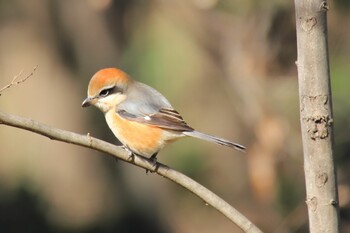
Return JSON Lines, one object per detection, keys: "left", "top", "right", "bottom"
{"left": 183, "top": 131, "right": 246, "bottom": 152}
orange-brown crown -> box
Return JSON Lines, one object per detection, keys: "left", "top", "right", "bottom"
{"left": 87, "top": 68, "right": 131, "bottom": 97}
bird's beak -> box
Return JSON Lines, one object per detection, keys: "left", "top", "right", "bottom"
{"left": 82, "top": 97, "right": 93, "bottom": 107}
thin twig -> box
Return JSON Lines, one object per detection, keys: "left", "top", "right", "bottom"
{"left": 0, "top": 111, "right": 263, "bottom": 233}
{"left": 0, "top": 65, "right": 38, "bottom": 95}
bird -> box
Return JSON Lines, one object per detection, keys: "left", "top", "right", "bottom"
{"left": 82, "top": 68, "right": 245, "bottom": 160}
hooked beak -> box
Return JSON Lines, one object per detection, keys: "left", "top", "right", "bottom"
{"left": 82, "top": 97, "right": 93, "bottom": 107}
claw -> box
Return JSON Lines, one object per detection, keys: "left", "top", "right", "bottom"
{"left": 150, "top": 153, "right": 158, "bottom": 167}
{"left": 128, "top": 153, "right": 135, "bottom": 162}
{"left": 121, "top": 145, "right": 134, "bottom": 161}
{"left": 146, "top": 153, "right": 159, "bottom": 174}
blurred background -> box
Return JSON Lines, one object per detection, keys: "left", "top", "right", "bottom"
{"left": 0, "top": 0, "right": 349, "bottom": 232}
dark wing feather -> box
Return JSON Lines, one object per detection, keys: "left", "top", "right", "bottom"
{"left": 117, "top": 107, "right": 193, "bottom": 132}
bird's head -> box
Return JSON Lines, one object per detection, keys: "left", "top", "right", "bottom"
{"left": 82, "top": 68, "right": 131, "bottom": 113}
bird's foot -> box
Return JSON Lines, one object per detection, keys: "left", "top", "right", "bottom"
{"left": 146, "top": 153, "right": 159, "bottom": 174}
{"left": 150, "top": 153, "right": 158, "bottom": 166}
{"left": 121, "top": 145, "right": 135, "bottom": 162}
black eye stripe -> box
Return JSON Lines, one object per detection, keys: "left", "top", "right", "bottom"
{"left": 99, "top": 89, "right": 109, "bottom": 96}
{"left": 98, "top": 85, "right": 125, "bottom": 97}
{"left": 99, "top": 87, "right": 115, "bottom": 97}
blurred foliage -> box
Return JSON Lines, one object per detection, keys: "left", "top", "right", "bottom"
{"left": 0, "top": 184, "right": 168, "bottom": 233}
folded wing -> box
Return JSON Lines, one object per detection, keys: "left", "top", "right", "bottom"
{"left": 117, "top": 81, "right": 193, "bottom": 132}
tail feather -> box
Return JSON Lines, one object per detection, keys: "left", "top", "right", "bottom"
{"left": 183, "top": 131, "right": 246, "bottom": 152}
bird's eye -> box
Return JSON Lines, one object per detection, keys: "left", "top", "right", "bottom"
{"left": 99, "top": 89, "right": 109, "bottom": 97}
{"left": 99, "top": 87, "right": 114, "bottom": 97}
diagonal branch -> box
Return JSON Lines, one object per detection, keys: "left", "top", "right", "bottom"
{"left": 0, "top": 111, "right": 263, "bottom": 233}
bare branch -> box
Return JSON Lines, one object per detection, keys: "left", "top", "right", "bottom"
{"left": 0, "top": 65, "right": 38, "bottom": 95}
{"left": 0, "top": 111, "right": 263, "bottom": 233}
{"left": 294, "top": 0, "right": 339, "bottom": 232}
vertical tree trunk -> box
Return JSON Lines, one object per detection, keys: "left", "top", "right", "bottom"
{"left": 294, "top": 1, "right": 340, "bottom": 232}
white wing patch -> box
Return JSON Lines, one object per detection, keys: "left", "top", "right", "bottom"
{"left": 144, "top": 116, "right": 151, "bottom": 121}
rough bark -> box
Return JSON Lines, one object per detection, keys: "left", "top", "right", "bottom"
{"left": 294, "top": 0, "right": 340, "bottom": 232}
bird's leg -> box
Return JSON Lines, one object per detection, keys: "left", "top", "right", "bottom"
{"left": 121, "top": 145, "right": 134, "bottom": 162}
{"left": 150, "top": 152, "right": 158, "bottom": 166}
{"left": 145, "top": 152, "right": 159, "bottom": 174}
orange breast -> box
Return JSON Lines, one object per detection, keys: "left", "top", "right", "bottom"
{"left": 105, "top": 111, "right": 166, "bottom": 157}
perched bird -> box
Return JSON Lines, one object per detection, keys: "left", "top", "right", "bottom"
{"left": 82, "top": 68, "right": 245, "bottom": 159}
